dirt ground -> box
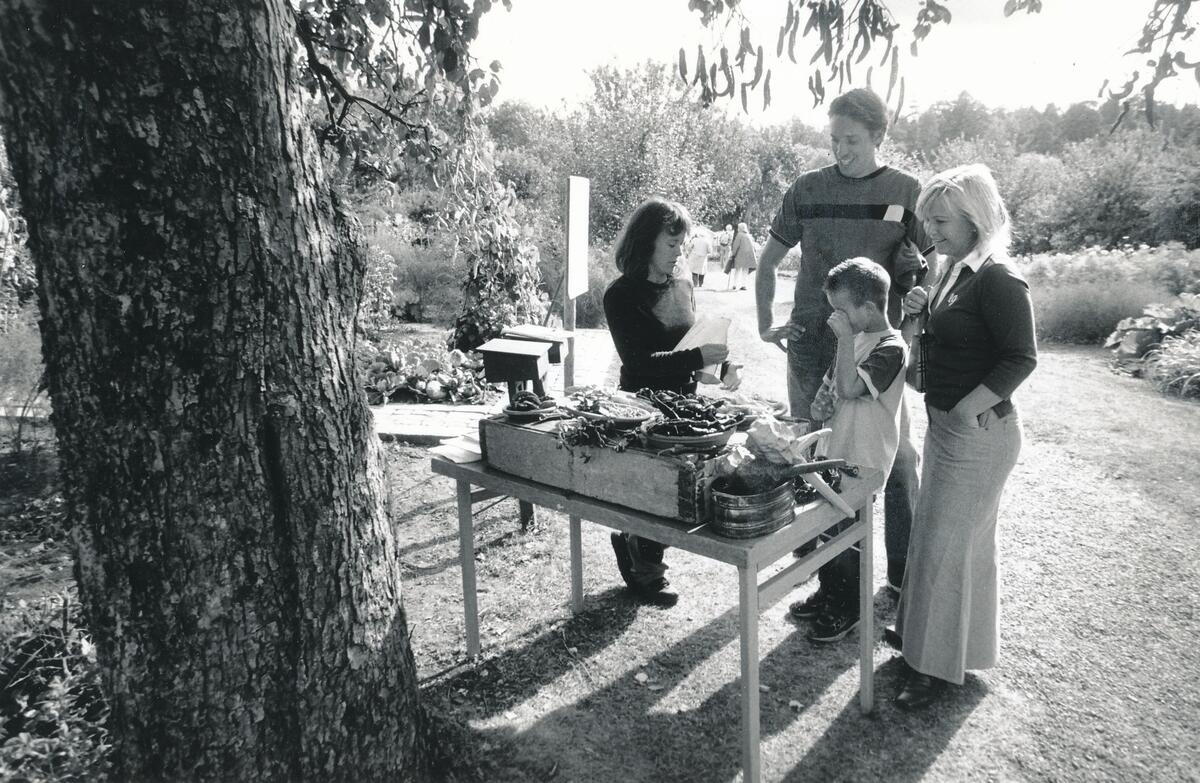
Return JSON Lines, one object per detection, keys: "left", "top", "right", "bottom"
{"left": 3, "top": 285, "right": 1199, "bottom": 781}
{"left": 401, "top": 288, "right": 1200, "bottom": 782}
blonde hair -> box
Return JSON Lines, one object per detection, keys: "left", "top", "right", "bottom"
{"left": 916, "top": 164, "right": 1011, "bottom": 258}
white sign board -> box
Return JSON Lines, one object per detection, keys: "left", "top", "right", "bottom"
{"left": 566, "top": 176, "right": 590, "bottom": 300}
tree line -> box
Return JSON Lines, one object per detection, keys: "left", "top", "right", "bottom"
{"left": 476, "top": 62, "right": 1200, "bottom": 267}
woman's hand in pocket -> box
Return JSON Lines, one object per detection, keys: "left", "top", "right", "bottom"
{"left": 950, "top": 403, "right": 981, "bottom": 429}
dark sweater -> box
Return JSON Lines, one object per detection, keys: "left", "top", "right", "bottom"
{"left": 925, "top": 258, "right": 1038, "bottom": 414}
{"left": 603, "top": 274, "right": 704, "bottom": 393}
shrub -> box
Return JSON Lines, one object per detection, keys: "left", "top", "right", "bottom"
{"left": 1019, "top": 244, "right": 1200, "bottom": 291}
{"left": 358, "top": 335, "right": 490, "bottom": 405}
{"left": 368, "top": 229, "right": 465, "bottom": 327}
{"left": 1146, "top": 144, "right": 1200, "bottom": 249}
{"left": 0, "top": 304, "right": 43, "bottom": 403}
{"left": 0, "top": 596, "right": 110, "bottom": 782}
{"left": 1031, "top": 279, "right": 1172, "bottom": 344}
{"left": 1143, "top": 329, "right": 1200, "bottom": 398}
{"left": 1105, "top": 293, "right": 1200, "bottom": 371}
{"left": 573, "top": 246, "right": 620, "bottom": 329}
{"left": 1049, "top": 135, "right": 1152, "bottom": 250}
{"left": 1145, "top": 243, "right": 1200, "bottom": 295}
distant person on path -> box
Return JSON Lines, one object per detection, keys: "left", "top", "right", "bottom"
{"left": 717, "top": 223, "right": 734, "bottom": 282}
{"left": 726, "top": 222, "right": 756, "bottom": 290}
{"left": 603, "top": 198, "right": 729, "bottom": 606}
{"left": 686, "top": 228, "right": 713, "bottom": 288}
{"left": 755, "top": 87, "right": 929, "bottom": 643}
{"left": 893, "top": 164, "right": 1038, "bottom": 710}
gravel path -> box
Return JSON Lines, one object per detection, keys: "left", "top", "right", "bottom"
{"left": 399, "top": 286, "right": 1200, "bottom": 782}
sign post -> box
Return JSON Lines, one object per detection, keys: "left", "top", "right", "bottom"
{"left": 564, "top": 175, "right": 590, "bottom": 390}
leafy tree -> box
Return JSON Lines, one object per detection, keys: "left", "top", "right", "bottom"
{"left": 683, "top": 1, "right": 1197, "bottom": 127}
{"left": 556, "top": 62, "right": 746, "bottom": 239}
{"left": 1060, "top": 102, "right": 1104, "bottom": 143}
{"left": 1005, "top": 105, "right": 1065, "bottom": 155}
{"left": 0, "top": 0, "right": 506, "bottom": 778}
{"left": 1050, "top": 132, "right": 1155, "bottom": 249}
{"left": 487, "top": 99, "right": 548, "bottom": 150}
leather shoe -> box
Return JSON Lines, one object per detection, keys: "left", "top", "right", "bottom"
{"left": 894, "top": 672, "right": 945, "bottom": 711}
{"left": 629, "top": 583, "right": 678, "bottom": 608}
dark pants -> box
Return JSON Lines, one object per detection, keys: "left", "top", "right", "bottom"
{"left": 691, "top": 272, "right": 705, "bottom": 287}
{"left": 611, "top": 532, "right": 668, "bottom": 590}
{"left": 612, "top": 379, "right": 684, "bottom": 592}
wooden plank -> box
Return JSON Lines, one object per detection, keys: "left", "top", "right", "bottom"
{"left": 469, "top": 487, "right": 504, "bottom": 503}
{"left": 756, "top": 518, "right": 868, "bottom": 609}
{"left": 480, "top": 417, "right": 710, "bottom": 523}
{"left": 433, "top": 458, "right": 750, "bottom": 566}
{"left": 739, "top": 564, "right": 762, "bottom": 783}
{"left": 501, "top": 325, "right": 570, "bottom": 363}
{"left": 744, "top": 469, "right": 885, "bottom": 568}
{"left": 455, "top": 480, "right": 481, "bottom": 657}
{"left": 569, "top": 515, "right": 583, "bottom": 613}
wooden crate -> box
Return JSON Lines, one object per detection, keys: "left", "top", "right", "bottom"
{"left": 479, "top": 417, "right": 718, "bottom": 524}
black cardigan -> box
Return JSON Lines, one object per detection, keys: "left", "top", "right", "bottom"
{"left": 925, "top": 258, "right": 1038, "bottom": 414}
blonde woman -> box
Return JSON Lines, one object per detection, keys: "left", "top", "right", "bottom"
{"left": 894, "top": 164, "right": 1038, "bottom": 710}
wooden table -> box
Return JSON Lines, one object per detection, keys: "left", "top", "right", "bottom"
{"left": 431, "top": 458, "right": 882, "bottom": 783}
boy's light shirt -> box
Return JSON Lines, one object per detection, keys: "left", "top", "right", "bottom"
{"left": 823, "top": 327, "right": 907, "bottom": 475}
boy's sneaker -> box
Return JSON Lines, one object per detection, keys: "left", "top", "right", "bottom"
{"left": 788, "top": 589, "right": 829, "bottom": 620}
{"left": 807, "top": 606, "right": 860, "bottom": 643}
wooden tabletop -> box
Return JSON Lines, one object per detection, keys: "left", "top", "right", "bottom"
{"left": 432, "top": 458, "right": 883, "bottom": 569}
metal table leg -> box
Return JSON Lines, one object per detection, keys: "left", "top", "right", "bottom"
{"left": 739, "top": 563, "right": 761, "bottom": 783}
{"left": 569, "top": 515, "right": 584, "bottom": 613}
{"left": 456, "top": 479, "right": 481, "bottom": 657}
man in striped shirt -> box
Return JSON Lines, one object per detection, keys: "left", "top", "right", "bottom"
{"left": 755, "top": 88, "right": 929, "bottom": 643}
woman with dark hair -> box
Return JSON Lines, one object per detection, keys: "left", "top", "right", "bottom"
{"left": 602, "top": 197, "right": 728, "bottom": 604}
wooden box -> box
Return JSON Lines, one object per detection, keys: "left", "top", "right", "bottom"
{"left": 476, "top": 338, "right": 550, "bottom": 383}
{"left": 479, "top": 417, "right": 718, "bottom": 524}
{"left": 501, "top": 325, "right": 570, "bottom": 364}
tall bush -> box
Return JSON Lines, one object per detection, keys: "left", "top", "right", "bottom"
{"left": 1049, "top": 133, "right": 1153, "bottom": 249}
{"left": 1018, "top": 245, "right": 1200, "bottom": 343}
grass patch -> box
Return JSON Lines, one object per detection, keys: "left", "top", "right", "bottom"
{"left": 1031, "top": 280, "right": 1172, "bottom": 344}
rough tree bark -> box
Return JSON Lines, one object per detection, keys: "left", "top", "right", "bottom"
{"left": 0, "top": 2, "right": 425, "bottom": 779}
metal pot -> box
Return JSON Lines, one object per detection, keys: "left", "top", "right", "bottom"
{"left": 709, "top": 479, "right": 794, "bottom": 539}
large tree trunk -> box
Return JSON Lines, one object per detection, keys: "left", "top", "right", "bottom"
{"left": 0, "top": 2, "right": 424, "bottom": 779}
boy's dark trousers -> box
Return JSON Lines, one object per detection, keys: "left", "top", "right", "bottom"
{"left": 816, "top": 515, "right": 860, "bottom": 611}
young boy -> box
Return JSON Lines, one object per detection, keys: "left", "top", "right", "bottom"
{"left": 794, "top": 257, "right": 909, "bottom": 642}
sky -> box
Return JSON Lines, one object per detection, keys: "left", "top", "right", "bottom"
{"left": 472, "top": 0, "right": 1197, "bottom": 128}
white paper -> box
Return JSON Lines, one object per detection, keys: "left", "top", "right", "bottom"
{"left": 674, "top": 316, "right": 729, "bottom": 384}
{"left": 430, "top": 434, "right": 482, "bottom": 463}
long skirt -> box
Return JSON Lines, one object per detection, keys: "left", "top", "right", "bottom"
{"left": 896, "top": 404, "right": 1022, "bottom": 684}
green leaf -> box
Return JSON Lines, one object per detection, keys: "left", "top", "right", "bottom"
{"left": 887, "top": 45, "right": 899, "bottom": 102}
